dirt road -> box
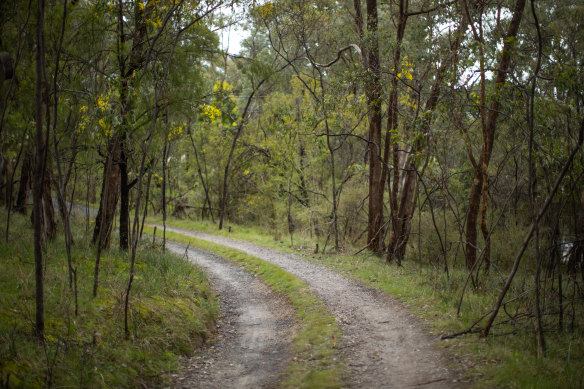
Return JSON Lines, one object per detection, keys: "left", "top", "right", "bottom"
{"left": 165, "top": 241, "right": 296, "bottom": 388}
{"left": 160, "top": 225, "right": 467, "bottom": 388}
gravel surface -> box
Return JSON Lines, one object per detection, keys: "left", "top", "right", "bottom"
{"left": 164, "top": 241, "right": 296, "bottom": 389}
{"left": 160, "top": 225, "right": 469, "bottom": 388}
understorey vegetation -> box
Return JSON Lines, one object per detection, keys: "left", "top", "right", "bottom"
{"left": 1, "top": 0, "right": 583, "bottom": 387}
{"left": 0, "top": 211, "right": 217, "bottom": 388}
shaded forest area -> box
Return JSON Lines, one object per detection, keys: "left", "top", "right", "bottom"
{"left": 1, "top": 0, "right": 583, "bottom": 385}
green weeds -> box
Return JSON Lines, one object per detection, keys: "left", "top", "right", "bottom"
{"left": 0, "top": 212, "right": 217, "bottom": 388}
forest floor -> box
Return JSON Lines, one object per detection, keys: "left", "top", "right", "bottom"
{"left": 155, "top": 224, "right": 471, "bottom": 388}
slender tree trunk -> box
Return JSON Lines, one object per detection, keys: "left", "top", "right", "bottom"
{"left": 384, "top": 0, "right": 408, "bottom": 263}
{"left": 465, "top": 0, "right": 527, "bottom": 269}
{"left": 4, "top": 144, "right": 23, "bottom": 242}
{"left": 162, "top": 136, "right": 168, "bottom": 250}
{"left": 187, "top": 122, "right": 214, "bottom": 222}
{"left": 92, "top": 134, "right": 121, "bottom": 249}
{"left": 33, "top": 0, "right": 46, "bottom": 340}
{"left": 15, "top": 150, "right": 32, "bottom": 214}
{"left": 325, "top": 120, "right": 340, "bottom": 250}
{"left": 119, "top": 138, "right": 130, "bottom": 250}
{"left": 139, "top": 167, "right": 152, "bottom": 239}
{"left": 50, "top": 0, "right": 73, "bottom": 287}
{"left": 386, "top": 4, "right": 467, "bottom": 264}
{"left": 569, "top": 189, "right": 584, "bottom": 275}
{"left": 362, "top": 0, "right": 384, "bottom": 253}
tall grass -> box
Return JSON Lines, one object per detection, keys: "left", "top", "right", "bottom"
{"left": 0, "top": 211, "right": 217, "bottom": 388}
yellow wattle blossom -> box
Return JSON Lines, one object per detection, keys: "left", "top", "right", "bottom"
{"left": 259, "top": 2, "right": 274, "bottom": 18}
{"left": 168, "top": 123, "right": 183, "bottom": 140}
{"left": 471, "top": 92, "right": 480, "bottom": 105}
{"left": 77, "top": 114, "right": 90, "bottom": 134}
{"left": 397, "top": 57, "right": 414, "bottom": 81}
{"left": 200, "top": 104, "right": 221, "bottom": 121}
{"left": 97, "top": 95, "right": 110, "bottom": 112}
{"left": 213, "top": 81, "right": 233, "bottom": 93}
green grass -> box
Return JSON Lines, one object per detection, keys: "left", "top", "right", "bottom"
{"left": 145, "top": 215, "right": 305, "bottom": 253}
{"left": 0, "top": 211, "right": 217, "bottom": 388}
{"left": 156, "top": 216, "right": 584, "bottom": 388}
{"left": 142, "top": 225, "right": 343, "bottom": 388}
{"left": 302, "top": 253, "right": 584, "bottom": 388}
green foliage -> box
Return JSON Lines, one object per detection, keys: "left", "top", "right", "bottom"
{"left": 0, "top": 212, "right": 217, "bottom": 388}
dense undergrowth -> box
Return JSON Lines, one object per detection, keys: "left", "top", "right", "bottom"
{"left": 142, "top": 225, "right": 343, "bottom": 388}
{"left": 0, "top": 211, "right": 217, "bottom": 388}
{"left": 154, "top": 215, "right": 584, "bottom": 388}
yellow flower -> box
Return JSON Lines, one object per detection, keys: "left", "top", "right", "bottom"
{"left": 97, "top": 95, "right": 109, "bottom": 112}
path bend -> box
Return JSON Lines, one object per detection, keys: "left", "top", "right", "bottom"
{"left": 160, "top": 225, "right": 468, "bottom": 388}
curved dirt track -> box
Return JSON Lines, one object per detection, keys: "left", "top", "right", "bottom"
{"left": 161, "top": 225, "right": 468, "bottom": 388}
{"left": 165, "top": 241, "right": 296, "bottom": 388}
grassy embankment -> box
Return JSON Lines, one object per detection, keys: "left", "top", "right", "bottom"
{"left": 153, "top": 216, "right": 584, "bottom": 389}
{"left": 0, "top": 211, "right": 217, "bottom": 388}
{"left": 142, "top": 225, "right": 343, "bottom": 388}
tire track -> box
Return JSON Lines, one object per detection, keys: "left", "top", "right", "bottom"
{"left": 164, "top": 241, "right": 296, "bottom": 388}
{"left": 159, "top": 226, "right": 468, "bottom": 388}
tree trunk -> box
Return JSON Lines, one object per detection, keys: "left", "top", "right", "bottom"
{"left": 139, "top": 167, "right": 152, "bottom": 239}
{"left": 361, "top": 0, "right": 384, "bottom": 253}
{"left": 386, "top": 1, "right": 470, "bottom": 264}
{"left": 92, "top": 134, "right": 121, "bottom": 249}
{"left": 188, "top": 122, "right": 214, "bottom": 222}
{"left": 119, "top": 138, "right": 130, "bottom": 250}
{"left": 465, "top": 0, "right": 527, "bottom": 269}
{"left": 33, "top": 0, "right": 46, "bottom": 340}
{"left": 162, "top": 135, "right": 168, "bottom": 250}
{"left": 41, "top": 162, "right": 56, "bottom": 241}
{"left": 15, "top": 150, "right": 32, "bottom": 214}
{"left": 384, "top": 0, "right": 408, "bottom": 263}
{"left": 568, "top": 189, "right": 584, "bottom": 276}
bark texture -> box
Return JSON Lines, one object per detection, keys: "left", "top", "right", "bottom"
{"left": 363, "top": 0, "right": 385, "bottom": 253}
{"left": 92, "top": 135, "right": 121, "bottom": 249}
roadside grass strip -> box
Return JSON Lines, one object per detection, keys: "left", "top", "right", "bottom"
{"left": 0, "top": 212, "right": 217, "bottom": 388}
{"left": 156, "top": 218, "right": 584, "bottom": 388}
{"left": 143, "top": 226, "right": 343, "bottom": 389}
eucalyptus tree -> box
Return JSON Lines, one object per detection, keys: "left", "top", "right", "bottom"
{"left": 256, "top": 0, "right": 362, "bottom": 250}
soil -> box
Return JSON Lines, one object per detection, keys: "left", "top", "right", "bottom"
{"left": 164, "top": 241, "right": 297, "bottom": 389}
{"left": 159, "top": 225, "right": 470, "bottom": 388}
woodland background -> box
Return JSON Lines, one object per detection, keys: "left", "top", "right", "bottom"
{"left": 0, "top": 0, "right": 583, "bottom": 386}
